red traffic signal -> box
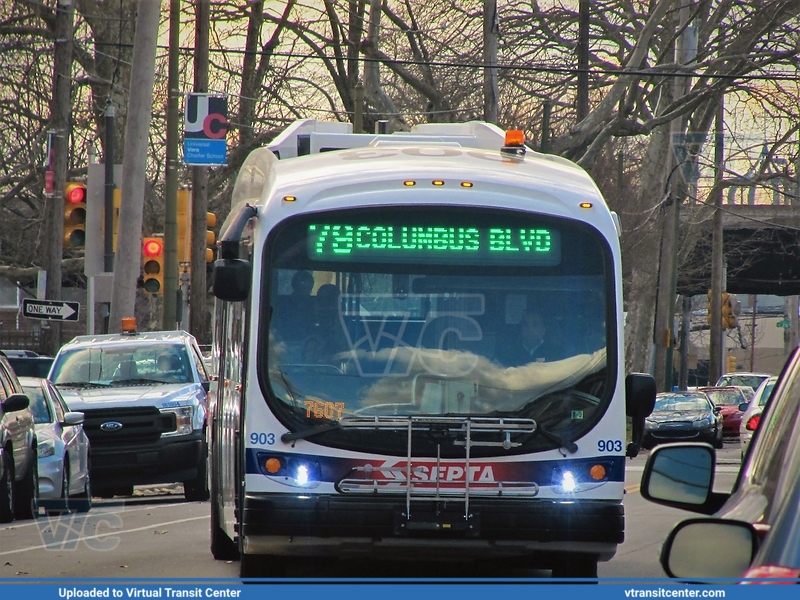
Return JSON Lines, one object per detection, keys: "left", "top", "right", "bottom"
{"left": 63, "top": 181, "right": 87, "bottom": 249}
{"left": 143, "top": 238, "right": 163, "bottom": 258}
{"left": 65, "top": 181, "right": 87, "bottom": 204}
{"left": 142, "top": 237, "right": 165, "bottom": 294}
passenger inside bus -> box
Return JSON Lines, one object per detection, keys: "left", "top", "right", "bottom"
{"left": 291, "top": 270, "right": 314, "bottom": 296}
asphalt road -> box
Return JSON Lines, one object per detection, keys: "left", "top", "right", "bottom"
{"left": 0, "top": 441, "right": 743, "bottom": 580}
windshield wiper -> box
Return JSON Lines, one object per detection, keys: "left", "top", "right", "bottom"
{"left": 281, "top": 421, "right": 342, "bottom": 444}
{"left": 109, "top": 378, "right": 161, "bottom": 386}
{"left": 56, "top": 381, "right": 110, "bottom": 388}
{"left": 535, "top": 424, "right": 578, "bottom": 454}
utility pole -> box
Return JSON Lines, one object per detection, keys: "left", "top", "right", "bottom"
{"left": 654, "top": 0, "right": 692, "bottom": 391}
{"left": 709, "top": 100, "right": 725, "bottom": 384}
{"left": 44, "top": 0, "right": 75, "bottom": 356}
{"left": 189, "top": 0, "right": 210, "bottom": 343}
{"left": 678, "top": 295, "right": 691, "bottom": 389}
{"left": 576, "top": 0, "right": 589, "bottom": 122}
{"left": 163, "top": 0, "right": 180, "bottom": 330}
{"left": 109, "top": 1, "right": 160, "bottom": 332}
{"left": 483, "top": 0, "right": 499, "bottom": 124}
{"left": 103, "top": 101, "right": 116, "bottom": 275}
{"left": 749, "top": 295, "right": 757, "bottom": 371}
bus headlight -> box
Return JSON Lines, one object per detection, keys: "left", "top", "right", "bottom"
{"left": 160, "top": 405, "right": 195, "bottom": 436}
{"left": 257, "top": 453, "right": 320, "bottom": 489}
{"left": 551, "top": 462, "right": 611, "bottom": 494}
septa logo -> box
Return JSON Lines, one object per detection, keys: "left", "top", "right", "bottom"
{"left": 374, "top": 460, "right": 496, "bottom": 485}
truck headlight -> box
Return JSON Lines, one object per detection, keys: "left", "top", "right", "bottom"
{"left": 160, "top": 405, "right": 195, "bottom": 436}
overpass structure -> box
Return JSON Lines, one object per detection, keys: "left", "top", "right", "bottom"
{"left": 678, "top": 203, "right": 800, "bottom": 296}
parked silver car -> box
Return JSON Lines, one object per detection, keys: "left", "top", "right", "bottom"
{"left": 19, "top": 377, "right": 91, "bottom": 512}
{"left": 738, "top": 375, "right": 777, "bottom": 460}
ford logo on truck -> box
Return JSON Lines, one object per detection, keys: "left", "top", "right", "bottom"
{"left": 100, "top": 421, "right": 123, "bottom": 432}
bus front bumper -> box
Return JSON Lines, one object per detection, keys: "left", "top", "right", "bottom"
{"left": 241, "top": 493, "right": 623, "bottom": 561}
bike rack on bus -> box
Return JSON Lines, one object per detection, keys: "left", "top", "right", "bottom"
{"left": 335, "top": 416, "right": 539, "bottom": 534}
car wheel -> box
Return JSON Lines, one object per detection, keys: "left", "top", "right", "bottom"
{"left": 714, "top": 430, "right": 724, "bottom": 449}
{"left": 72, "top": 472, "right": 92, "bottom": 513}
{"left": 13, "top": 455, "right": 38, "bottom": 520}
{"left": 184, "top": 444, "right": 210, "bottom": 502}
{"left": 0, "top": 455, "right": 14, "bottom": 523}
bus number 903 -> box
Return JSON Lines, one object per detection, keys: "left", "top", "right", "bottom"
{"left": 598, "top": 440, "right": 622, "bottom": 452}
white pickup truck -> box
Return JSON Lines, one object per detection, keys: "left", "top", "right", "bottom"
{"left": 48, "top": 328, "right": 211, "bottom": 501}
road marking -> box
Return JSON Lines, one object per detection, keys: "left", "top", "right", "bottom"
{"left": 0, "top": 500, "right": 193, "bottom": 531}
{"left": 0, "top": 515, "right": 207, "bottom": 556}
{"left": 626, "top": 465, "right": 741, "bottom": 474}
{"left": 625, "top": 484, "right": 640, "bottom": 494}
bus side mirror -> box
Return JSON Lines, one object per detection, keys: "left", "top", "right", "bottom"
{"left": 625, "top": 372, "right": 656, "bottom": 458}
{"left": 213, "top": 259, "right": 252, "bottom": 302}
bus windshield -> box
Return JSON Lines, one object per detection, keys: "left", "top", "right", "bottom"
{"left": 261, "top": 207, "right": 616, "bottom": 454}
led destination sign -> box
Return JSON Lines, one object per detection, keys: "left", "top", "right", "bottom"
{"left": 307, "top": 224, "right": 561, "bottom": 265}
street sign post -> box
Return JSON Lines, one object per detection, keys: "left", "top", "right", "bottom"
{"left": 22, "top": 298, "right": 80, "bottom": 322}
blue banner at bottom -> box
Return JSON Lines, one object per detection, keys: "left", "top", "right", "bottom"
{"left": 1, "top": 581, "right": 799, "bottom": 600}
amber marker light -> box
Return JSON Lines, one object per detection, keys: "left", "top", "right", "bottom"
{"left": 461, "top": 182, "right": 473, "bottom": 188}
{"left": 432, "top": 180, "right": 445, "bottom": 186}
{"left": 283, "top": 195, "right": 297, "bottom": 202}
{"left": 403, "top": 180, "right": 416, "bottom": 187}
{"left": 504, "top": 129, "right": 525, "bottom": 146}
{"left": 121, "top": 317, "right": 137, "bottom": 333}
{"left": 589, "top": 464, "right": 607, "bottom": 481}
{"left": 265, "top": 458, "right": 282, "bottom": 474}
{"left": 579, "top": 202, "right": 593, "bottom": 209}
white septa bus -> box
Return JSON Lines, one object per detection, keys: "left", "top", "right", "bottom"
{"left": 209, "top": 119, "right": 656, "bottom": 578}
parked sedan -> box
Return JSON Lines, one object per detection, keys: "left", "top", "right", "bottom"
{"left": 739, "top": 376, "right": 778, "bottom": 460}
{"left": 697, "top": 386, "right": 749, "bottom": 436}
{"left": 19, "top": 377, "right": 91, "bottom": 512}
{"left": 715, "top": 372, "right": 772, "bottom": 391}
{"left": 643, "top": 392, "right": 723, "bottom": 449}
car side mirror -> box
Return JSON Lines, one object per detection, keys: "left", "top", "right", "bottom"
{"left": 625, "top": 373, "right": 656, "bottom": 458}
{"left": 641, "top": 443, "right": 727, "bottom": 514}
{"left": 660, "top": 518, "right": 758, "bottom": 580}
{"left": 1, "top": 393, "right": 30, "bottom": 413}
{"left": 738, "top": 402, "right": 749, "bottom": 412}
{"left": 62, "top": 411, "right": 85, "bottom": 426}
{"left": 714, "top": 406, "right": 723, "bottom": 414}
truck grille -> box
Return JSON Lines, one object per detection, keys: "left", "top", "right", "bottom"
{"left": 81, "top": 407, "right": 176, "bottom": 446}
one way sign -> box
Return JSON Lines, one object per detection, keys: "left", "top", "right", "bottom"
{"left": 22, "top": 298, "right": 80, "bottom": 322}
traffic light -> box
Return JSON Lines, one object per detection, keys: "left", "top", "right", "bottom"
{"left": 707, "top": 290, "right": 737, "bottom": 329}
{"left": 205, "top": 212, "right": 217, "bottom": 263}
{"left": 726, "top": 354, "right": 737, "bottom": 373}
{"left": 721, "top": 292, "right": 737, "bottom": 329}
{"left": 142, "top": 237, "right": 165, "bottom": 294}
{"left": 63, "top": 181, "right": 87, "bottom": 249}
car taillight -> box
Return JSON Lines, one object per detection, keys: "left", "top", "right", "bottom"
{"left": 741, "top": 565, "right": 800, "bottom": 583}
{"left": 746, "top": 415, "right": 761, "bottom": 431}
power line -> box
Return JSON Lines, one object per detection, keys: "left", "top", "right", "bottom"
{"left": 91, "top": 42, "right": 800, "bottom": 83}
